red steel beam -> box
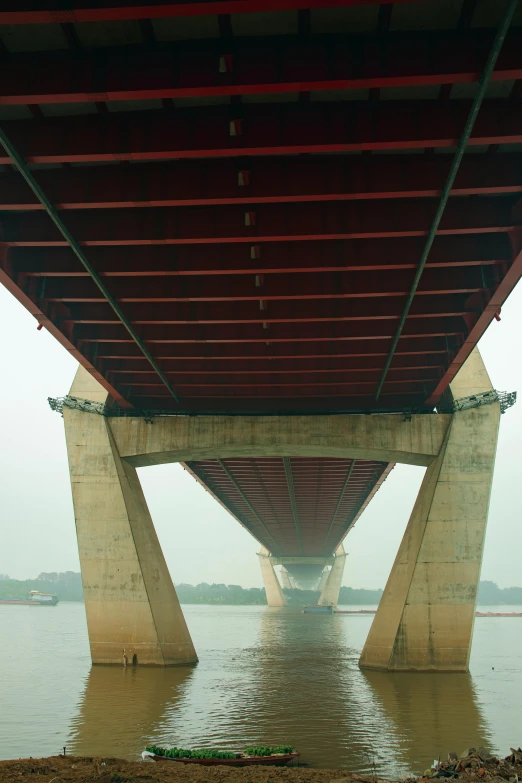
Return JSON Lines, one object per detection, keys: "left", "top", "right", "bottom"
{"left": 71, "top": 317, "right": 467, "bottom": 342}
{"left": 0, "top": 197, "right": 517, "bottom": 246}
{"left": 2, "top": 156, "right": 521, "bottom": 212}
{"left": 109, "top": 368, "right": 441, "bottom": 386}
{"left": 104, "top": 354, "right": 446, "bottom": 373}
{"left": 1, "top": 101, "right": 522, "bottom": 164}
{"left": 63, "top": 294, "right": 477, "bottom": 324}
{"left": 1, "top": 32, "right": 521, "bottom": 106}
{"left": 0, "top": 1, "right": 425, "bottom": 25}
{"left": 93, "top": 338, "right": 450, "bottom": 359}
{"left": 38, "top": 267, "right": 488, "bottom": 302}
{"left": 0, "top": 246, "right": 131, "bottom": 406}
{"left": 426, "top": 228, "right": 522, "bottom": 404}
{"left": 7, "top": 235, "right": 511, "bottom": 277}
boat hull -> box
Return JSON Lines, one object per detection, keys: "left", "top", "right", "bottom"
{"left": 150, "top": 753, "right": 299, "bottom": 767}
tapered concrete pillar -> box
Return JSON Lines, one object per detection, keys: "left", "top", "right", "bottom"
{"left": 318, "top": 545, "right": 346, "bottom": 606}
{"left": 280, "top": 567, "right": 293, "bottom": 590}
{"left": 317, "top": 568, "right": 329, "bottom": 592}
{"left": 360, "top": 349, "right": 500, "bottom": 671}
{"left": 64, "top": 366, "right": 197, "bottom": 666}
{"left": 258, "top": 548, "right": 287, "bottom": 607}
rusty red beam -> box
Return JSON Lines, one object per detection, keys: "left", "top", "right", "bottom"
{"left": 1, "top": 32, "right": 521, "bottom": 106}
{"left": 63, "top": 294, "right": 478, "bottom": 324}
{"left": 72, "top": 317, "right": 467, "bottom": 342}
{"left": 0, "top": 246, "right": 131, "bottom": 406}
{"left": 0, "top": 197, "right": 517, "bottom": 246}
{"left": 0, "top": 0, "right": 425, "bottom": 25}
{"left": 1, "top": 101, "right": 522, "bottom": 164}
{"left": 94, "top": 338, "right": 450, "bottom": 359}
{"left": 109, "top": 368, "right": 441, "bottom": 386}
{"left": 8, "top": 235, "right": 511, "bottom": 277}
{"left": 38, "top": 267, "right": 488, "bottom": 302}
{"left": 104, "top": 354, "right": 445, "bottom": 373}
{"left": 2, "top": 156, "right": 521, "bottom": 212}
{"left": 426, "top": 229, "right": 522, "bottom": 404}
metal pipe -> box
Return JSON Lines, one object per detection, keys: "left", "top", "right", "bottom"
{"left": 0, "top": 127, "right": 180, "bottom": 405}
{"left": 375, "top": 0, "right": 519, "bottom": 401}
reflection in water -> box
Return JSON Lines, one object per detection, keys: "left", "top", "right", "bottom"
{"left": 68, "top": 665, "right": 193, "bottom": 758}
{"left": 362, "top": 670, "right": 491, "bottom": 773}
{"left": 4, "top": 603, "right": 516, "bottom": 774}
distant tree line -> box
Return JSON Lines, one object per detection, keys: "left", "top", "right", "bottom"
{"left": 1, "top": 574, "right": 521, "bottom": 605}
{"left": 0, "top": 571, "right": 83, "bottom": 602}
{"left": 477, "top": 580, "right": 522, "bottom": 605}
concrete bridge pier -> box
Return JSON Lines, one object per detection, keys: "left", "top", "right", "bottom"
{"left": 359, "top": 350, "right": 500, "bottom": 672}
{"left": 258, "top": 548, "right": 287, "bottom": 607}
{"left": 64, "top": 367, "right": 197, "bottom": 666}
{"left": 318, "top": 545, "right": 347, "bottom": 607}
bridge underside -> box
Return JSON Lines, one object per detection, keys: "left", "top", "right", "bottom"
{"left": 0, "top": 0, "right": 515, "bottom": 670}
{"left": 1, "top": 0, "right": 522, "bottom": 415}
{"left": 184, "top": 457, "right": 393, "bottom": 556}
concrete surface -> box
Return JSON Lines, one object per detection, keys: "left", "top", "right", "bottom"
{"left": 359, "top": 349, "right": 500, "bottom": 672}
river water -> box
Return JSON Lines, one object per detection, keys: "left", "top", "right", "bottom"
{"left": 1, "top": 602, "right": 521, "bottom": 775}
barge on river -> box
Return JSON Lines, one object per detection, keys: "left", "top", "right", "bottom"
{"left": 0, "top": 591, "right": 59, "bottom": 606}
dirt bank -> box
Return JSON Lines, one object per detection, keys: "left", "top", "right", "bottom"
{"left": 0, "top": 756, "right": 391, "bottom": 783}
{"left": 1, "top": 749, "right": 520, "bottom": 783}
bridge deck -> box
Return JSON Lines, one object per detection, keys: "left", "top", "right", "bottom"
{"left": 1, "top": 0, "right": 520, "bottom": 557}
{"left": 1, "top": 0, "right": 521, "bottom": 414}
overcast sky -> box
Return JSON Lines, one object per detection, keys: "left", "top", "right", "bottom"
{"left": 1, "top": 281, "right": 521, "bottom": 589}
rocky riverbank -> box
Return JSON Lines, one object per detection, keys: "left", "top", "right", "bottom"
{"left": 0, "top": 747, "right": 520, "bottom": 783}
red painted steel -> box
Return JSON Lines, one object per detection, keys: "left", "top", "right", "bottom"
{"left": 184, "top": 457, "right": 391, "bottom": 555}
{"left": 0, "top": 1, "right": 521, "bottom": 554}
{"left": 0, "top": 0, "right": 422, "bottom": 25}
{"left": 6, "top": 235, "right": 511, "bottom": 277}
{"left": 1, "top": 156, "right": 520, "bottom": 211}
{"left": 0, "top": 198, "right": 517, "bottom": 247}
{"left": 1, "top": 102, "right": 522, "bottom": 164}
{"left": 1, "top": 32, "right": 521, "bottom": 106}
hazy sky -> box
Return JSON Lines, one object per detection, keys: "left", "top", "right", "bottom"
{"left": 1, "top": 281, "right": 521, "bottom": 589}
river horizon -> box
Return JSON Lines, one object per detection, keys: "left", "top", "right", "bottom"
{"left": 1, "top": 602, "right": 521, "bottom": 776}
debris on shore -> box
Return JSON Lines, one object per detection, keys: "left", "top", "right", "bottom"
{"left": 421, "top": 746, "right": 522, "bottom": 781}
{"left": 0, "top": 746, "right": 519, "bottom": 783}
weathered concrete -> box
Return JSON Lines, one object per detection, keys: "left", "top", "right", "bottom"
{"left": 64, "top": 366, "right": 197, "bottom": 666}
{"left": 359, "top": 349, "right": 500, "bottom": 672}
{"left": 318, "top": 545, "right": 347, "bottom": 607}
{"left": 280, "top": 567, "right": 293, "bottom": 590}
{"left": 258, "top": 547, "right": 287, "bottom": 607}
{"left": 109, "top": 412, "right": 451, "bottom": 468}
{"left": 64, "top": 346, "right": 498, "bottom": 670}
{"left": 317, "top": 568, "right": 329, "bottom": 592}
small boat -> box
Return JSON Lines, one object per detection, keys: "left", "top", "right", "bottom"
{"left": 0, "top": 591, "right": 59, "bottom": 606}
{"left": 303, "top": 604, "right": 333, "bottom": 614}
{"left": 143, "top": 750, "right": 299, "bottom": 767}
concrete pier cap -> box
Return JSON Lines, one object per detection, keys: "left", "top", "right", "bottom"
{"left": 63, "top": 348, "right": 498, "bottom": 670}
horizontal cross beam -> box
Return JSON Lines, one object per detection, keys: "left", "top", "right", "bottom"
{"left": 1, "top": 100, "right": 521, "bottom": 164}
{"left": 0, "top": 196, "right": 517, "bottom": 246}
{"left": 0, "top": 31, "right": 520, "bottom": 106}
{"left": 7, "top": 234, "right": 511, "bottom": 277}
{"left": 1, "top": 155, "right": 521, "bottom": 212}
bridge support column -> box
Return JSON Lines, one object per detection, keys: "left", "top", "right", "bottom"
{"left": 280, "top": 567, "right": 293, "bottom": 590}
{"left": 317, "top": 569, "right": 329, "bottom": 592}
{"left": 318, "top": 545, "right": 346, "bottom": 607}
{"left": 64, "top": 367, "right": 197, "bottom": 667}
{"left": 360, "top": 349, "right": 500, "bottom": 672}
{"left": 258, "top": 548, "right": 287, "bottom": 607}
